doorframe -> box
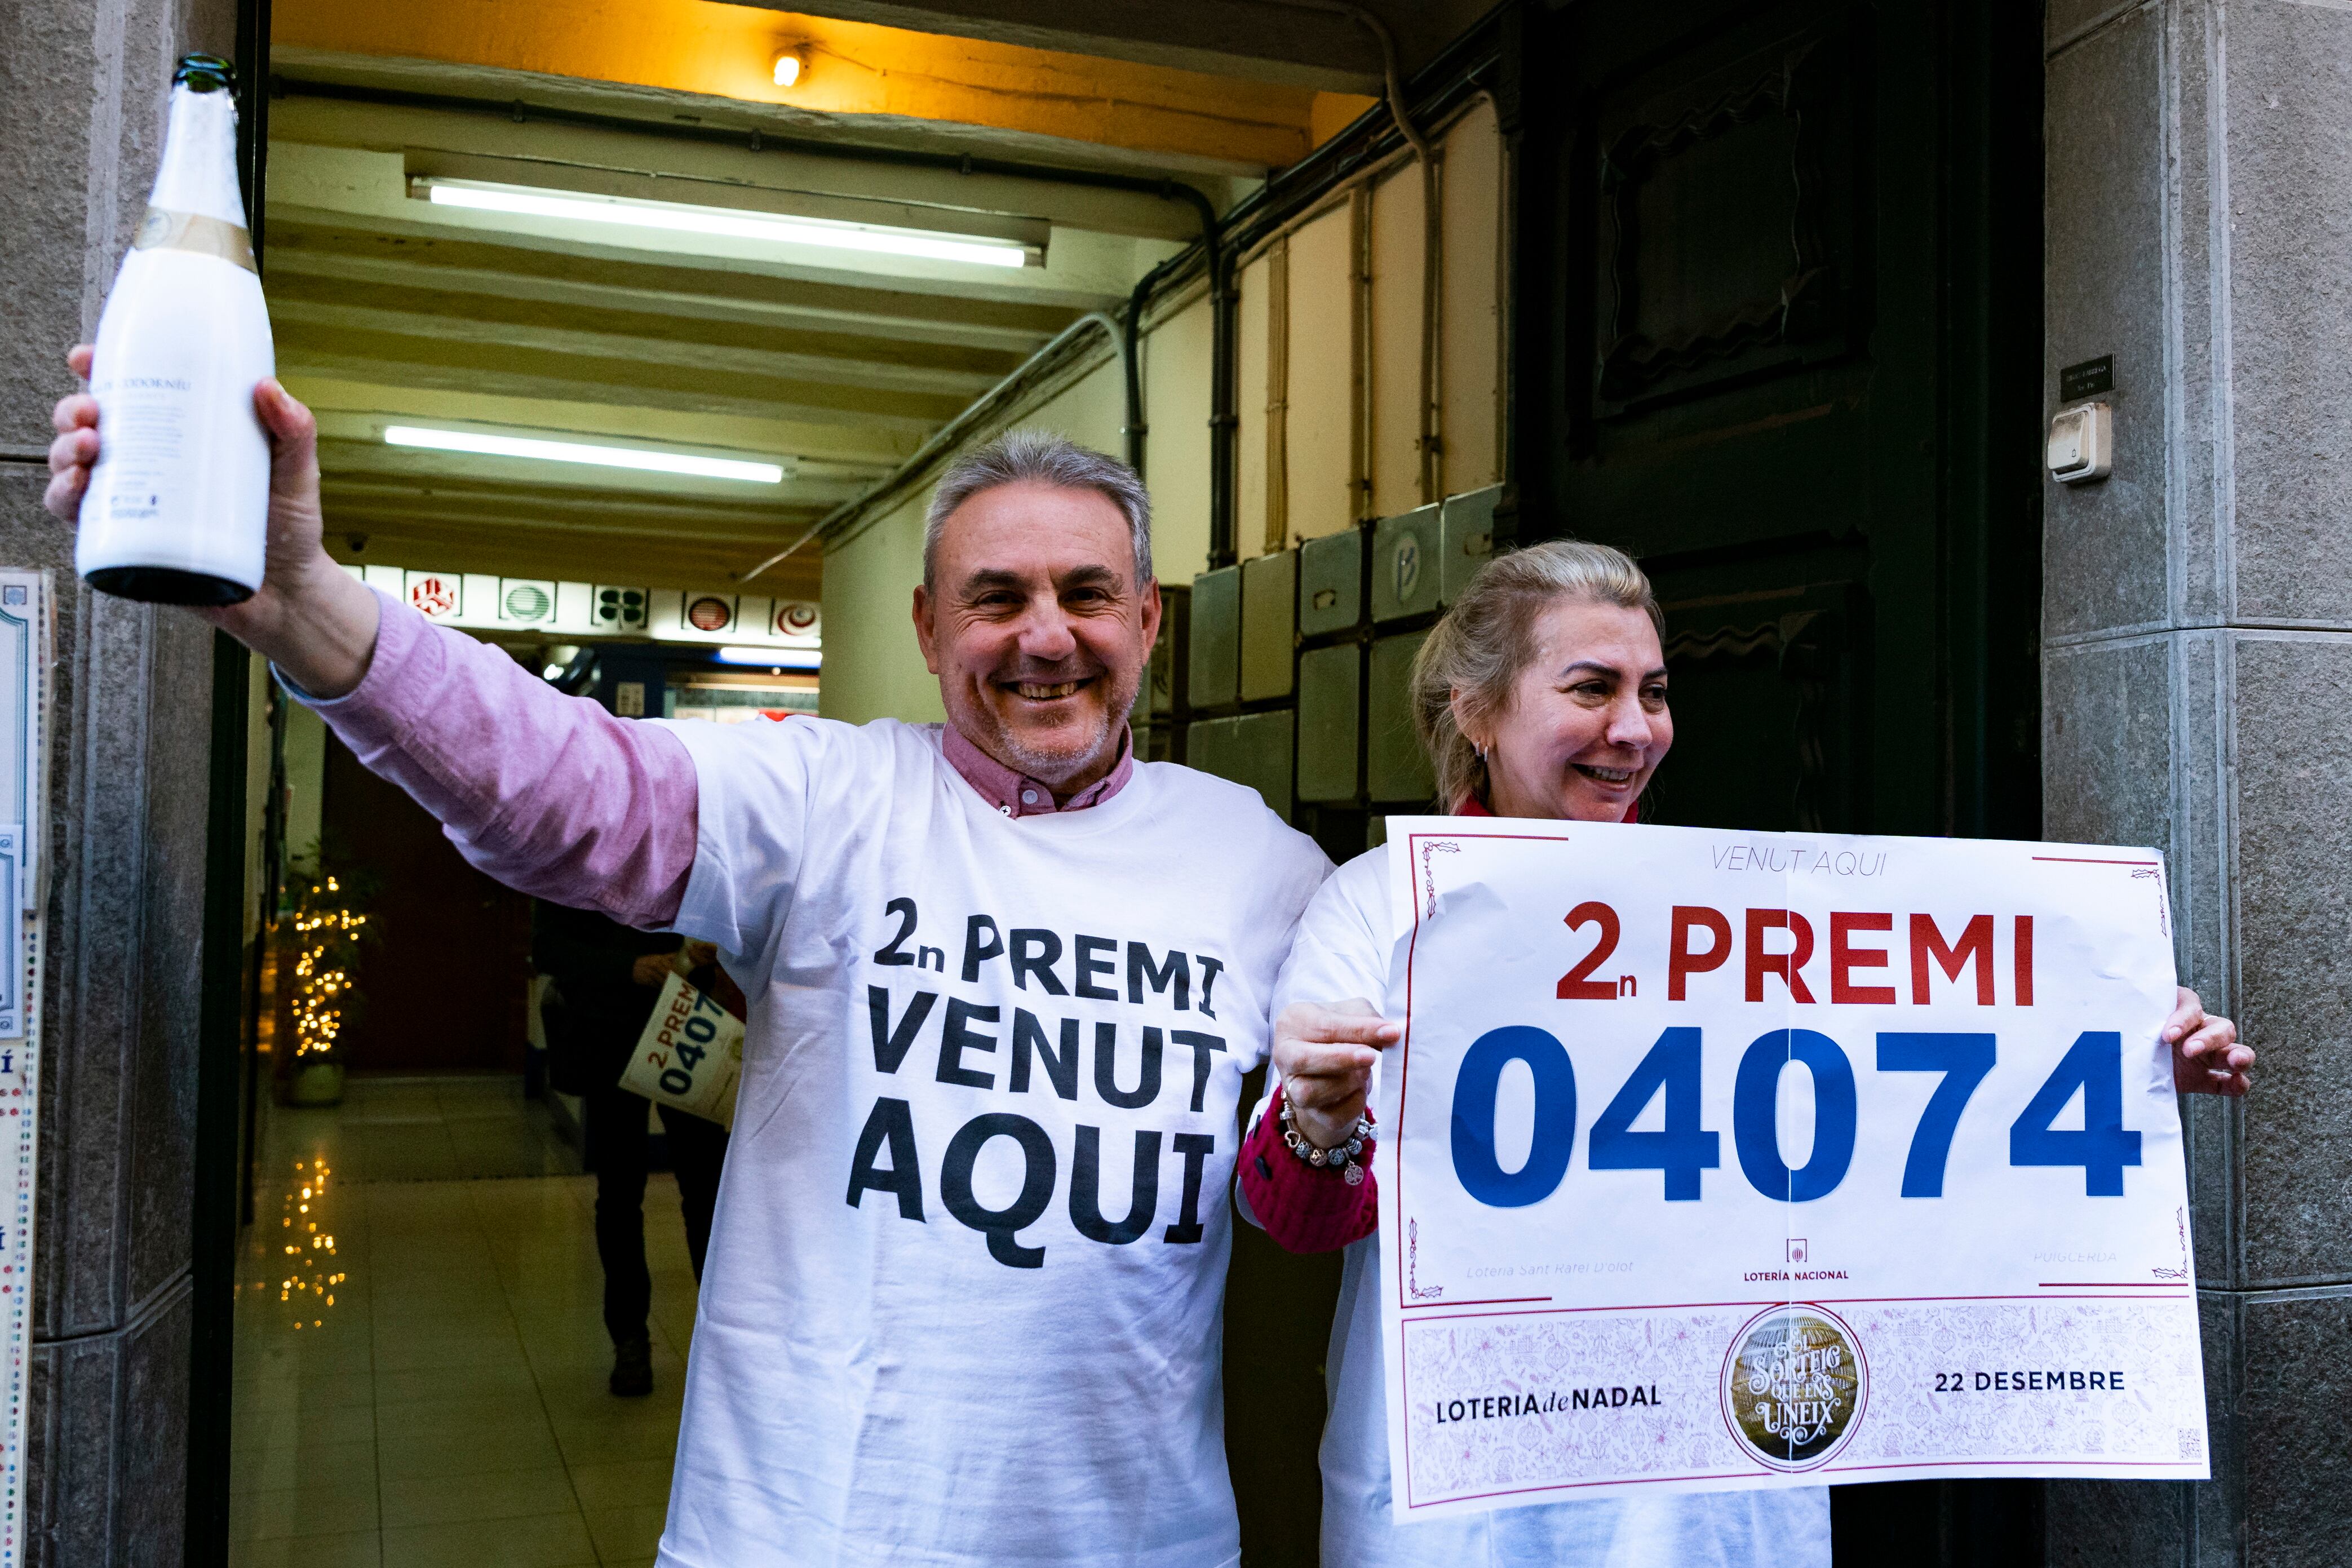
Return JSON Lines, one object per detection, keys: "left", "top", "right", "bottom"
{"left": 185, "top": 0, "right": 271, "bottom": 1550}
{"left": 187, "top": 634, "right": 253, "bottom": 1566}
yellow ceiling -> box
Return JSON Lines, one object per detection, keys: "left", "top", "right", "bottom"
{"left": 274, "top": 0, "right": 1375, "bottom": 173}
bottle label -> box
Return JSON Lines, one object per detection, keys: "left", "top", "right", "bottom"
{"left": 91, "top": 371, "right": 198, "bottom": 524}
{"left": 131, "top": 205, "right": 254, "bottom": 272}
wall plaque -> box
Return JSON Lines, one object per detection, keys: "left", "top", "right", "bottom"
{"left": 2059, "top": 355, "right": 2114, "bottom": 402}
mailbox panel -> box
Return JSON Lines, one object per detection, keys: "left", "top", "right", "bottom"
{"left": 1299, "top": 528, "right": 1364, "bottom": 636}
{"left": 1188, "top": 565, "right": 1241, "bottom": 709}
{"left": 1240, "top": 550, "right": 1297, "bottom": 702}
{"left": 1296, "top": 643, "right": 1363, "bottom": 803}
{"left": 1439, "top": 485, "right": 1500, "bottom": 604}
{"left": 1190, "top": 710, "right": 1296, "bottom": 821}
{"left": 1371, "top": 504, "right": 1442, "bottom": 622}
{"left": 1367, "top": 630, "right": 1435, "bottom": 801}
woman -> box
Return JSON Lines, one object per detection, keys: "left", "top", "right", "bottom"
{"left": 1239, "top": 539, "right": 2252, "bottom": 1567}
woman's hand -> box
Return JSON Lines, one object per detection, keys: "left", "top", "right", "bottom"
{"left": 1272, "top": 999, "right": 1402, "bottom": 1150}
{"left": 2167, "top": 987, "right": 2250, "bottom": 1096}
{"left": 630, "top": 953, "right": 675, "bottom": 989}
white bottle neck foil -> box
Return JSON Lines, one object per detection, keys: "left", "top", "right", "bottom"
{"left": 150, "top": 83, "right": 247, "bottom": 225}
{"left": 77, "top": 79, "right": 275, "bottom": 605}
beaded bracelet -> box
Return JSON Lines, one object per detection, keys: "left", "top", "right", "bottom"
{"left": 1278, "top": 1093, "right": 1376, "bottom": 1186}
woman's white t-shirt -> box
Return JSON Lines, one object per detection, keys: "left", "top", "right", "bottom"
{"left": 1264, "top": 845, "right": 1833, "bottom": 1568}
{"left": 653, "top": 716, "right": 1332, "bottom": 1568}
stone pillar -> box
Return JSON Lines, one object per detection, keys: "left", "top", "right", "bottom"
{"left": 0, "top": 0, "right": 236, "bottom": 1559}
{"left": 2042, "top": 2, "right": 2352, "bottom": 1563}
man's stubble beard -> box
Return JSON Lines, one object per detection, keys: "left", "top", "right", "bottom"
{"left": 976, "top": 663, "right": 1141, "bottom": 786}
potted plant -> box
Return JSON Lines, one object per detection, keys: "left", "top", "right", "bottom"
{"left": 281, "top": 850, "right": 378, "bottom": 1107}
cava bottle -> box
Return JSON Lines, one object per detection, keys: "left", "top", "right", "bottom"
{"left": 78, "top": 54, "right": 273, "bottom": 605}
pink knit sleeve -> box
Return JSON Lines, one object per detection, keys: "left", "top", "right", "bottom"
{"left": 1238, "top": 1083, "right": 1379, "bottom": 1253}
{"left": 295, "top": 590, "right": 699, "bottom": 929}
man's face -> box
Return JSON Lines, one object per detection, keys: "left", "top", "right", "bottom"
{"left": 913, "top": 480, "right": 1159, "bottom": 792}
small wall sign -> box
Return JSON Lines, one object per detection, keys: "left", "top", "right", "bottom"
{"left": 2059, "top": 355, "right": 2114, "bottom": 402}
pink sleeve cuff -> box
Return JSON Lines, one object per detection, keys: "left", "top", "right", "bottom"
{"left": 1238, "top": 1083, "right": 1379, "bottom": 1255}
{"left": 293, "top": 590, "right": 700, "bottom": 929}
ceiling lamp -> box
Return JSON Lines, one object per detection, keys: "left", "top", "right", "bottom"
{"left": 772, "top": 49, "right": 804, "bottom": 87}
{"left": 414, "top": 176, "right": 1033, "bottom": 269}
{"left": 383, "top": 425, "right": 786, "bottom": 483}
{"left": 718, "top": 646, "right": 821, "bottom": 669}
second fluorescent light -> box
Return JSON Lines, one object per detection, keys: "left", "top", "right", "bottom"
{"left": 384, "top": 426, "right": 785, "bottom": 484}
{"left": 417, "top": 177, "right": 1033, "bottom": 269}
{"left": 719, "top": 646, "right": 822, "bottom": 669}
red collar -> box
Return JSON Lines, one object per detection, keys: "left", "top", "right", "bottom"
{"left": 942, "top": 722, "right": 1136, "bottom": 818}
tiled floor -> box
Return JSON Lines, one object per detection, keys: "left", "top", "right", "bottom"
{"left": 231, "top": 1075, "right": 698, "bottom": 1568}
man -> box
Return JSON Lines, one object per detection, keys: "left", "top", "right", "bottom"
{"left": 531, "top": 903, "right": 730, "bottom": 1397}
{"left": 46, "top": 356, "right": 1330, "bottom": 1568}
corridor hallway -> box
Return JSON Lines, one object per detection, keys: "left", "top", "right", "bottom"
{"left": 229, "top": 1077, "right": 699, "bottom": 1567}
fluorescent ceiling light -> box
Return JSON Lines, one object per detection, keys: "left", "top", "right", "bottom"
{"left": 383, "top": 425, "right": 785, "bottom": 484}
{"left": 418, "top": 178, "right": 1031, "bottom": 269}
{"left": 717, "top": 646, "right": 821, "bottom": 669}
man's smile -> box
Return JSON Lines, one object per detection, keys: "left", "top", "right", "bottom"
{"left": 1003, "top": 677, "right": 1095, "bottom": 702}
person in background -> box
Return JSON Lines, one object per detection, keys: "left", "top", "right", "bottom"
{"left": 1247, "top": 539, "right": 2252, "bottom": 1568}
{"left": 531, "top": 906, "right": 731, "bottom": 1396}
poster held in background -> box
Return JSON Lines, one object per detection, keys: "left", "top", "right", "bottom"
{"left": 1376, "top": 819, "right": 2207, "bottom": 1521}
{"left": 623, "top": 971, "right": 743, "bottom": 1127}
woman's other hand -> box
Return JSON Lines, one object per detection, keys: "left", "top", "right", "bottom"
{"left": 1273, "top": 999, "right": 1402, "bottom": 1149}
{"left": 2167, "top": 987, "right": 2251, "bottom": 1096}
{"left": 630, "top": 952, "right": 675, "bottom": 989}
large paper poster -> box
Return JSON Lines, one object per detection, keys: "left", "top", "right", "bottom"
{"left": 0, "top": 574, "right": 45, "bottom": 1568}
{"left": 1376, "top": 819, "right": 2207, "bottom": 1521}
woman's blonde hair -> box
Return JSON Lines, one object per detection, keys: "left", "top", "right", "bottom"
{"left": 1408, "top": 539, "right": 1664, "bottom": 809}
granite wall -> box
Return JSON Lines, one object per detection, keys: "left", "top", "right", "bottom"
{"left": 2043, "top": 3, "right": 2352, "bottom": 1564}
{"left": 0, "top": 0, "right": 237, "bottom": 1558}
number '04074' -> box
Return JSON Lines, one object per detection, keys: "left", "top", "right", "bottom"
{"left": 1447, "top": 1025, "right": 2143, "bottom": 1209}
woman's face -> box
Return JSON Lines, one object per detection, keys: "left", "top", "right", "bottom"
{"left": 1460, "top": 597, "right": 1672, "bottom": 822}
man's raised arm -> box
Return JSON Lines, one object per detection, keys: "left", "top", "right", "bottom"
{"left": 45, "top": 349, "right": 697, "bottom": 928}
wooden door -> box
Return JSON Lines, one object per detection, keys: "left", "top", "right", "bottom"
{"left": 321, "top": 730, "right": 533, "bottom": 1073}
{"left": 1496, "top": 0, "right": 2044, "bottom": 1561}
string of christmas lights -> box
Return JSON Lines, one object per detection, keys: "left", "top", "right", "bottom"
{"left": 268, "top": 1156, "right": 344, "bottom": 1331}
{"left": 290, "top": 874, "right": 367, "bottom": 1058}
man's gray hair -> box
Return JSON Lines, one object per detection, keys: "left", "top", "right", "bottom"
{"left": 922, "top": 429, "right": 1154, "bottom": 588}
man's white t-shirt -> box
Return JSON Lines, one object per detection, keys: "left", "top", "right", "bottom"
{"left": 1263, "top": 845, "right": 1832, "bottom": 1568}
{"left": 651, "top": 716, "right": 1331, "bottom": 1568}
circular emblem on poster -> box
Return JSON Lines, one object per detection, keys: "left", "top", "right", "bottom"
{"left": 777, "top": 601, "right": 818, "bottom": 636}
{"left": 687, "top": 595, "right": 734, "bottom": 631}
{"left": 1718, "top": 1304, "right": 1866, "bottom": 1471}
